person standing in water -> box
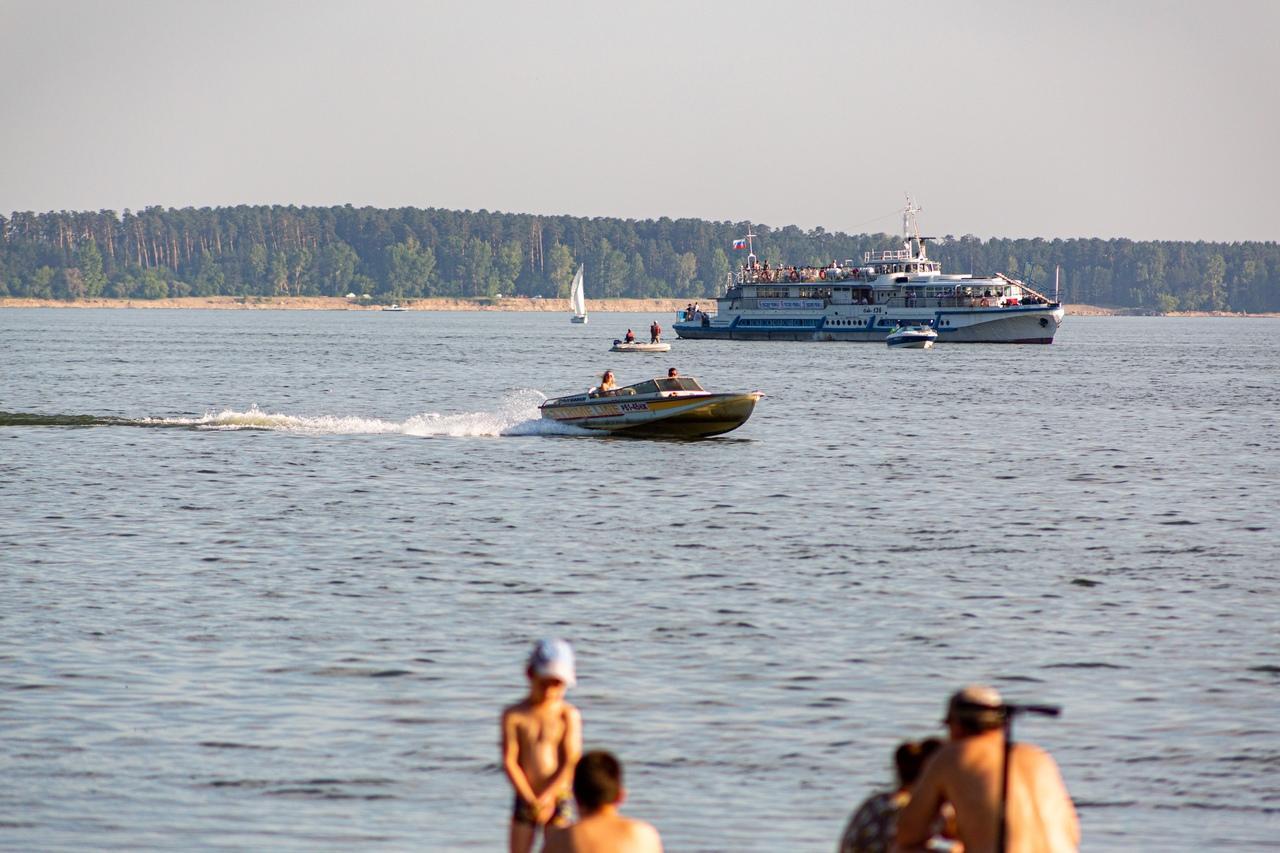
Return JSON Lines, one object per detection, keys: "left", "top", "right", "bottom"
{"left": 501, "top": 639, "right": 583, "bottom": 853}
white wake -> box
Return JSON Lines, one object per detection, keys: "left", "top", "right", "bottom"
{"left": 143, "top": 390, "right": 588, "bottom": 437}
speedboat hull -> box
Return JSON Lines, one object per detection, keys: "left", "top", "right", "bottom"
{"left": 541, "top": 390, "right": 762, "bottom": 438}
{"left": 886, "top": 327, "right": 937, "bottom": 348}
{"left": 611, "top": 341, "right": 671, "bottom": 353}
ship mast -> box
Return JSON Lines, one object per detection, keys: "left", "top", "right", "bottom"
{"left": 745, "top": 225, "right": 758, "bottom": 267}
{"left": 903, "top": 194, "right": 924, "bottom": 259}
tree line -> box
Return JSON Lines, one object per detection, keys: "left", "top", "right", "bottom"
{"left": 0, "top": 205, "right": 1275, "bottom": 312}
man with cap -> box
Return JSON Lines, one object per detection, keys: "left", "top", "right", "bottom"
{"left": 897, "top": 685, "right": 1079, "bottom": 853}
{"left": 501, "top": 638, "right": 583, "bottom": 853}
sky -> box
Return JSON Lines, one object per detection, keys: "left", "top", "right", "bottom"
{"left": 1, "top": 0, "right": 1277, "bottom": 242}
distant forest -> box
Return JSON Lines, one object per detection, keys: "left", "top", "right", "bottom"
{"left": 1, "top": 205, "right": 1276, "bottom": 312}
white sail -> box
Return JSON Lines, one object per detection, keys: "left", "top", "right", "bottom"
{"left": 569, "top": 264, "right": 587, "bottom": 323}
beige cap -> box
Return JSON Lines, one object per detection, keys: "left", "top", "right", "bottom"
{"left": 945, "top": 684, "right": 1005, "bottom": 728}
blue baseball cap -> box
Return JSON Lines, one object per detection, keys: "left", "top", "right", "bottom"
{"left": 528, "top": 638, "right": 576, "bottom": 687}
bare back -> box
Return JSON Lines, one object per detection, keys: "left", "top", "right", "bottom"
{"left": 900, "top": 732, "right": 1079, "bottom": 853}
{"left": 544, "top": 810, "right": 663, "bottom": 853}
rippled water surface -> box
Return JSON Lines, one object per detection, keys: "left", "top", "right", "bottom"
{"left": 2, "top": 309, "right": 1278, "bottom": 851}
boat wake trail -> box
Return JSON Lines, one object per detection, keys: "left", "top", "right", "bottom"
{"left": 1, "top": 391, "right": 591, "bottom": 438}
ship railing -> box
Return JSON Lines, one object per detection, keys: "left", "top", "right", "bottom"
{"left": 863, "top": 248, "right": 912, "bottom": 262}
{"left": 995, "top": 272, "right": 1056, "bottom": 303}
{"left": 874, "top": 295, "right": 1021, "bottom": 309}
{"left": 677, "top": 308, "right": 716, "bottom": 323}
{"left": 739, "top": 268, "right": 870, "bottom": 285}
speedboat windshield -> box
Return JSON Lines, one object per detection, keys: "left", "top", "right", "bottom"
{"left": 626, "top": 377, "right": 706, "bottom": 395}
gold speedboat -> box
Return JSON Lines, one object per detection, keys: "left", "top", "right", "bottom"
{"left": 539, "top": 376, "right": 762, "bottom": 438}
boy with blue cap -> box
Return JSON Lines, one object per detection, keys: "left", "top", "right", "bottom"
{"left": 501, "top": 638, "right": 583, "bottom": 853}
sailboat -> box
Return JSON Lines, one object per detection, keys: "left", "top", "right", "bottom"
{"left": 569, "top": 264, "right": 587, "bottom": 324}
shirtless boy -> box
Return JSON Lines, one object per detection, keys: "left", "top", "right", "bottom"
{"left": 544, "top": 750, "right": 663, "bottom": 853}
{"left": 502, "top": 638, "right": 583, "bottom": 853}
{"left": 897, "top": 685, "right": 1080, "bottom": 853}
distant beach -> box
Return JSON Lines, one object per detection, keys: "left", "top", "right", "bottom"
{"left": 0, "top": 296, "right": 690, "bottom": 312}
{"left": 2, "top": 296, "right": 1275, "bottom": 317}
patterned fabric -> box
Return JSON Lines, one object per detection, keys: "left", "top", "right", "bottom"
{"left": 838, "top": 790, "right": 908, "bottom": 853}
{"left": 511, "top": 793, "right": 574, "bottom": 827}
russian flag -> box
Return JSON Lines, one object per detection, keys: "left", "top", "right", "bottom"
{"left": 732, "top": 238, "right": 747, "bottom": 250}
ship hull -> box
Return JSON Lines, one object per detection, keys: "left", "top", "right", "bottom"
{"left": 676, "top": 305, "right": 1064, "bottom": 344}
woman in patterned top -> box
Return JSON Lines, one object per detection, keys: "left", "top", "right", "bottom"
{"left": 839, "top": 738, "right": 944, "bottom": 853}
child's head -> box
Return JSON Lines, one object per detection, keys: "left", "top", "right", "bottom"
{"left": 893, "top": 737, "right": 943, "bottom": 787}
{"left": 573, "top": 750, "right": 623, "bottom": 813}
{"left": 526, "top": 638, "right": 576, "bottom": 695}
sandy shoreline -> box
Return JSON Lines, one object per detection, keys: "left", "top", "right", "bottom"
{"left": 0, "top": 296, "right": 1275, "bottom": 318}
{"left": 0, "top": 295, "right": 692, "bottom": 312}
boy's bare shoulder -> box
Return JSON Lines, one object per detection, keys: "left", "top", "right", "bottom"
{"left": 501, "top": 698, "right": 534, "bottom": 722}
{"left": 623, "top": 817, "right": 663, "bottom": 850}
{"left": 628, "top": 817, "right": 661, "bottom": 839}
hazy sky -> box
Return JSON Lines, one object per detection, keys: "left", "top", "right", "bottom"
{"left": 2, "top": 0, "right": 1277, "bottom": 241}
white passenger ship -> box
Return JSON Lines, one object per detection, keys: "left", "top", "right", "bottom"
{"left": 674, "top": 200, "right": 1064, "bottom": 344}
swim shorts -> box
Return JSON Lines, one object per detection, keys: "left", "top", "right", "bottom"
{"left": 512, "top": 793, "right": 574, "bottom": 827}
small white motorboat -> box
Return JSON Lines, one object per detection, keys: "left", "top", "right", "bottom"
{"left": 886, "top": 324, "right": 937, "bottom": 348}
{"left": 540, "top": 375, "right": 762, "bottom": 438}
{"left": 611, "top": 340, "right": 671, "bottom": 353}
{"left": 382, "top": 303, "right": 406, "bottom": 312}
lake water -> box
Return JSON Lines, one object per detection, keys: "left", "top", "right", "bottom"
{"left": 2, "top": 309, "right": 1277, "bottom": 851}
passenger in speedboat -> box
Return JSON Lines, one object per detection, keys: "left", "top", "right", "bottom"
{"left": 649, "top": 322, "right": 661, "bottom": 344}
{"left": 593, "top": 370, "right": 617, "bottom": 396}
{"left": 624, "top": 329, "right": 636, "bottom": 343}
{"left": 667, "top": 368, "right": 678, "bottom": 378}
